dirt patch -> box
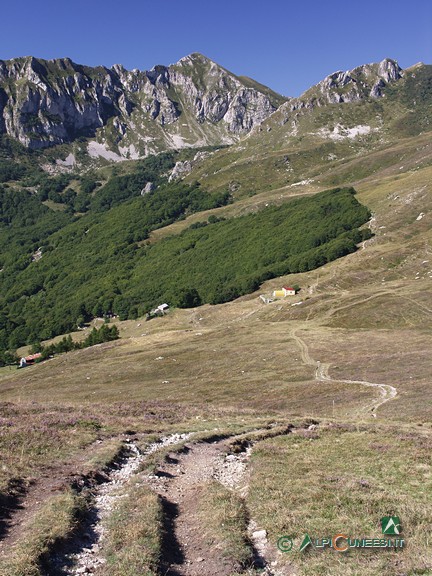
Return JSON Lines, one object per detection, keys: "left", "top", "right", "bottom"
{"left": 0, "top": 427, "right": 294, "bottom": 575}
{"left": 0, "top": 435, "right": 130, "bottom": 558}
{"left": 0, "top": 460, "right": 95, "bottom": 555}
{"left": 0, "top": 478, "right": 28, "bottom": 541}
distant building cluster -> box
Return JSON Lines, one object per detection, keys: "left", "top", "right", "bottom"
{"left": 272, "top": 286, "right": 296, "bottom": 298}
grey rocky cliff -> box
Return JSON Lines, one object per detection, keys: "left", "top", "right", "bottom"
{"left": 277, "top": 58, "right": 403, "bottom": 122}
{"left": 168, "top": 160, "right": 193, "bottom": 182}
{"left": 0, "top": 53, "right": 286, "bottom": 154}
{"left": 168, "top": 150, "right": 213, "bottom": 182}
{"left": 316, "top": 58, "right": 403, "bottom": 104}
{"left": 0, "top": 57, "right": 127, "bottom": 149}
{"left": 141, "top": 182, "right": 155, "bottom": 195}
{"left": 169, "top": 54, "right": 280, "bottom": 132}
{"left": 284, "top": 58, "right": 403, "bottom": 111}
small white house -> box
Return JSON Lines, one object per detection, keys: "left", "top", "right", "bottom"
{"left": 282, "top": 286, "right": 296, "bottom": 296}
{"left": 260, "top": 295, "right": 274, "bottom": 304}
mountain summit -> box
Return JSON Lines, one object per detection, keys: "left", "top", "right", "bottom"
{"left": 0, "top": 53, "right": 286, "bottom": 156}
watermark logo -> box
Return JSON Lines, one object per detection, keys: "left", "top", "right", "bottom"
{"left": 299, "top": 533, "right": 313, "bottom": 552}
{"left": 277, "top": 536, "right": 293, "bottom": 552}
{"left": 381, "top": 516, "right": 401, "bottom": 535}
{"left": 277, "top": 517, "right": 404, "bottom": 553}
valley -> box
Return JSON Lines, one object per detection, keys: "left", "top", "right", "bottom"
{"left": 0, "top": 53, "right": 431, "bottom": 575}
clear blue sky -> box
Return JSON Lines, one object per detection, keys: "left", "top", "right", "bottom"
{"left": 1, "top": 0, "right": 431, "bottom": 97}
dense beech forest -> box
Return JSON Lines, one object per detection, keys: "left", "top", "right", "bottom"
{"left": 0, "top": 176, "right": 370, "bottom": 357}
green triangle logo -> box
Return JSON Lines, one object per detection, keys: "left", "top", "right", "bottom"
{"left": 300, "top": 533, "right": 313, "bottom": 552}
{"left": 381, "top": 516, "right": 401, "bottom": 535}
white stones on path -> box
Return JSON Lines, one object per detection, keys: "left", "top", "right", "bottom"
{"left": 65, "top": 433, "right": 191, "bottom": 575}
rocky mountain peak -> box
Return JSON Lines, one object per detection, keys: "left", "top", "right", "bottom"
{"left": 177, "top": 52, "right": 213, "bottom": 65}
{"left": 273, "top": 57, "right": 405, "bottom": 124}
{"left": 377, "top": 58, "right": 402, "bottom": 82}
{"left": 317, "top": 58, "right": 403, "bottom": 102}
{"left": 257, "top": 56, "right": 410, "bottom": 145}
{"left": 0, "top": 53, "right": 286, "bottom": 155}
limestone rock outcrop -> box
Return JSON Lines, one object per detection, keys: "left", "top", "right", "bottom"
{"left": 0, "top": 53, "right": 286, "bottom": 155}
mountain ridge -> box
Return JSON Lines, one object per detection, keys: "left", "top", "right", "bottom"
{"left": 183, "top": 58, "right": 431, "bottom": 199}
{"left": 0, "top": 53, "right": 416, "bottom": 164}
{"left": 0, "top": 52, "right": 286, "bottom": 156}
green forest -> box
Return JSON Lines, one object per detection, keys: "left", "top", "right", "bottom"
{"left": 0, "top": 184, "right": 370, "bottom": 355}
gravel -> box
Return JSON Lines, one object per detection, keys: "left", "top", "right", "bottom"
{"left": 60, "top": 433, "right": 191, "bottom": 575}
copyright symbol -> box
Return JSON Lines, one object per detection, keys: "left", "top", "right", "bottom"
{"left": 277, "top": 535, "right": 293, "bottom": 552}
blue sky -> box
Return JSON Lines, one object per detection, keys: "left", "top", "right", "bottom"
{"left": 1, "top": 0, "right": 431, "bottom": 96}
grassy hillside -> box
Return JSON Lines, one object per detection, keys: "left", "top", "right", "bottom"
{"left": 183, "top": 64, "right": 432, "bottom": 197}
{"left": 249, "top": 423, "right": 432, "bottom": 576}
{"left": 0, "top": 155, "right": 430, "bottom": 576}
{"left": 2, "top": 153, "right": 429, "bottom": 415}
{"left": 0, "top": 63, "right": 431, "bottom": 576}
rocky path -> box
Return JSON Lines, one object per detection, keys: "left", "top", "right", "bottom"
{"left": 145, "top": 440, "right": 244, "bottom": 576}
{"left": 143, "top": 433, "right": 292, "bottom": 576}
{"left": 55, "top": 433, "right": 191, "bottom": 575}
{"left": 1, "top": 429, "right": 293, "bottom": 575}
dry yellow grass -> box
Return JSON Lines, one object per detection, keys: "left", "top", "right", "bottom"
{"left": 248, "top": 423, "right": 432, "bottom": 575}
{"left": 0, "top": 314, "right": 378, "bottom": 419}
{"left": 3, "top": 157, "right": 429, "bottom": 419}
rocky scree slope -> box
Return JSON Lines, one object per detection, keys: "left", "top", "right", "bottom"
{"left": 0, "top": 53, "right": 286, "bottom": 157}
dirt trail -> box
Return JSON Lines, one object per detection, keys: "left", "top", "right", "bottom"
{"left": 319, "top": 289, "right": 397, "bottom": 322}
{"left": 317, "top": 286, "right": 432, "bottom": 324}
{"left": 291, "top": 327, "right": 397, "bottom": 415}
{"left": 1, "top": 429, "right": 293, "bottom": 575}
{"left": 145, "top": 440, "right": 241, "bottom": 576}
{"left": 54, "top": 433, "right": 191, "bottom": 575}
{"left": 145, "top": 432, "right": 290, "bottom": 576}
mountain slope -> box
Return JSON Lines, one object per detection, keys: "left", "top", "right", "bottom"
{"left": 0, "top": 185, "right": 370, "bottom": 349}
{"left": 0, "top": 54, "right": 431, "bottom": 576}
{"left": 0, "top": 55, "right": 431, "bottom": 355}
{"left": 185, "top": 59, "right": 432, "bottom": 196}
